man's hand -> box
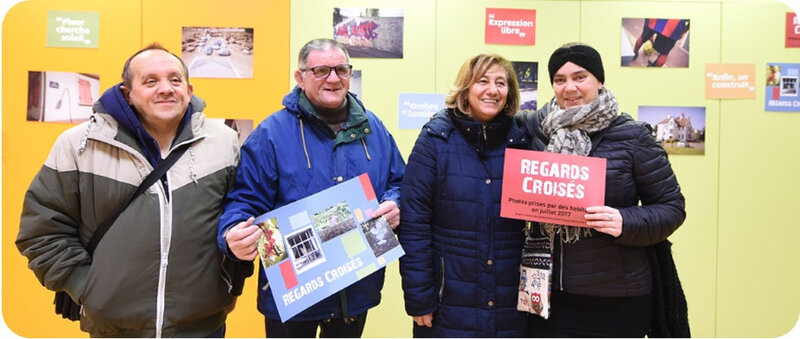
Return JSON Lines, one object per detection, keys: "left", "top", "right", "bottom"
{"left": 226, "top": 296, "right": 237, "bottom": 314}
{"left": 225, "top": 217, "right": 261, "bottom": 260}
{"left": 375, "top": 200, "right": 400, "bottom": 229}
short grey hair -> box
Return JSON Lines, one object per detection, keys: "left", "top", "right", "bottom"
{"left": 297, "top": 38, "right": 350, "bottom": 69}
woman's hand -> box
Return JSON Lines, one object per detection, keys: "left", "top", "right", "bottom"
{"left": 413, "top": 313, "right": 433, "bottom": 327}
{"left": 585, "top": 206, "right": 622, "bottom": 238}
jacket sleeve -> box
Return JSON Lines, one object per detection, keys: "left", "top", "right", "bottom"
{"left": 16, "top": 133, "right": 92, "bottom": 302}
{"left": 220, "top": 129, "right": 255, "bottom": 295}
{"left": 224, "top": 258, "right": 254, "bottom": 296}
{"left": 397, "top": 129, "right": 439, "bottom": 316}
{"left": 216, "top": 125, "right": 278, "bottom": 260}
{"left": 616, "top": 123, "right": 686, "bottom": 246}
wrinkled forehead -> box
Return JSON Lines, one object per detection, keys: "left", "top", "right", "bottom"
{"left": 130, "top": 50, "right": 186, "bottom": 77}
{"left": 304, "top": 48, "right": 347, "bottom": 67}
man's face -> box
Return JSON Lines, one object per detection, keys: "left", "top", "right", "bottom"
{"left": 121, "top": 50, "right": 193, "bottom": 131}
{"left": 294, "top": 48, "right": 350, "bottom": 110}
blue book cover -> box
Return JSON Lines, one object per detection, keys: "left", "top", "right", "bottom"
{"left": 253, "top": 173, "right": 404, "bottom": 322}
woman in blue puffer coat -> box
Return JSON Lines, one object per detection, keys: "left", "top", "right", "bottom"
{"left": 398, "top": 53, "right": 531, "bottom": 338}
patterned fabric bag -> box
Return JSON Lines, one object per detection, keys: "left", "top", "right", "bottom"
{"left": 518, "top": 222, "right": 552, "bottom": 319}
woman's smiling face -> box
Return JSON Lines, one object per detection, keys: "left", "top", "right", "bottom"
{"left": 552, "top": 61, "right": 603, "bottom": 109}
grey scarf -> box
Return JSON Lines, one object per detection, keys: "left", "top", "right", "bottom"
{"left": 539, "top": 87, "right": 619, "bottom": 243}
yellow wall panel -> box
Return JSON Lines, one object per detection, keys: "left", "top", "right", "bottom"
{"left": 2, "top": 0, "right": 142, "bottom": 337}
{"left": 140, "top": 2, "right": 290, "bottom": 337}
{"left": 2, "top": 0, "right": 290, "bottom": 337}
{"left": 141, "top": 0, "right": 290, "bottom": 125}
{"left": 717, "top": 1, "right": 800, "bottom": 337}
{"left": 581, "top": 2, "right": 722, "bottom": 336}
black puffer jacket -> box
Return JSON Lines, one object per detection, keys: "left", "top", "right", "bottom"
{"left": 517, "top": 108, "right": 685, "bottom": 297}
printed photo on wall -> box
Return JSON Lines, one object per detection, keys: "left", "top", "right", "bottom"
{"left": 333, "top": 8, "right": 403, "bottom": 58}
{"left": 351, "top": 70, "right": 363, "bottom": 100}
{"left": 181, "top": 26, "right": 254, "bottom": 78}
{"left": 637, "top": 105, "right": 706, "bottom": 155}
{"left": 765, "top": 63, "right": 800, "bottom": 112}
{"left": 27, "top": 71, "right": 99, "bottom": 123}
{"left": 209, "top": 118, "right": 254, "bottom": 146}
{"left": 621, "top": 18, "right": 690, "bottom": 68}
{"left": 312, "top": 202, "right": 357, "bottom": 243}
{"left": 512, "top": 61, "right": 538, "bottom": 111}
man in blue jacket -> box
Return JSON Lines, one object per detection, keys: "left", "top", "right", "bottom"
{"left": 217, "top": 38, "right": 405, "bottom": 337}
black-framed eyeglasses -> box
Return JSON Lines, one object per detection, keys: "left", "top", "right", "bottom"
{"left": 301, "top": 64, "right": 353, "bottom": 79}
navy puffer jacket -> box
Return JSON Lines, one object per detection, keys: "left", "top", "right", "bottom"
{"left": 519, "top": 108, "right": 686, "bottom": 297}
{"left": 399, "top": 109, "right": 530, "bottom": 337}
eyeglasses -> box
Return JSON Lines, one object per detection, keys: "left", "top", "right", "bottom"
{"left": 301, "top": 64, "right": 353, "bottom": 79}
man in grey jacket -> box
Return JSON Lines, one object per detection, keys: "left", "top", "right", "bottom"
{"left": 17, "top": 42, "right": 252, "bottom": 338}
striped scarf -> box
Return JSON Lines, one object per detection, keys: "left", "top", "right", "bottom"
{"left": 539, "top": 87, "right": 619, "bottom": 243}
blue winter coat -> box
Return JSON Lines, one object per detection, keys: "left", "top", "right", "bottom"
{"left": 398, "top": 109, "right": 531, "bottom": 337}
{"left": 217, "top": 87, "right": 405, "bottom": 321}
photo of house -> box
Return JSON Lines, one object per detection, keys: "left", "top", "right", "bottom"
{"left": 637, "top": 105, "right": 706, "bottom": 155}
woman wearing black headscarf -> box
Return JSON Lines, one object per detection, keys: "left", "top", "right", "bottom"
{"left": 517, "top": 43, "right": 687, "bottom": 337}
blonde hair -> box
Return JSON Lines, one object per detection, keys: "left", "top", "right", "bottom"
{"left": 445, "top": 53, "right": 520, "bottom": 117}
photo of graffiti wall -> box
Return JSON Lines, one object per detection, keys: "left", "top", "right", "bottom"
{"left": 181, "top": 26, "right": 254, "bottom": 78}
{"left": 333, "top": 8, "right": 403, "bottom": 58}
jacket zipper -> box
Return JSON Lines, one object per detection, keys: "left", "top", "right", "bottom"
{"left": 559, "top": 237, "right": 564, "bottom": 291}
{"left": 154, "top": 172, "right": 174, "bottom": 338}
{"left": 438, "top": 257, "right": 445, "bottom": 302}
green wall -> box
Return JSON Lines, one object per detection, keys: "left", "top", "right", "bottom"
{"left": 291, "top": 0, "right": 799, "bottom": 337}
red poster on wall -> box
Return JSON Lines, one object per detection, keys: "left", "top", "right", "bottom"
{"left": 500, "top": 149, "right": 606, "bottom": 227}
{"left": 485, "top": 8, "right": 536, "bottom": 45}
{"left": 787, "top": 12, "right": 800, "bottom": 48}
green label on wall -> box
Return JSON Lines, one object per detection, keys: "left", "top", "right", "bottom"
{"left": 47, "top": 11, "right": 99, "bottom": 48}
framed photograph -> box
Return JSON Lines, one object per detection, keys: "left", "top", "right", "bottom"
{"left": 285, "top": 225, "right": 326, "bottom": 274}
{"left": 638, "top": 106, "right": 706, "bottom": 155}
{"left": 181, "top": 26, "right": 254, "bottom": 78}
{"left": 312, "top": 201, "right": 357, "bottom": 243}
{"left": 209, "top": 118, "right": 254, "bottom": 146}
{"left": 621, "top": 18, "right": 690, "bottom": 68}
{"left": 765, "top": 63, "right": 800, "bottom": 112}
{"left": 512, "top": 61, "right": 538, "bottom": 111}
{"left": 27, "top": 71, "right": 99, "bottom": 123}
{"left": 360, "top": 216, "right": 400, "bottom": 258}
{"left": 333, "top": 8, "right": 403, "bottom": 58}
{"left": 351, "top": 69, "right": 363, "bottom": 100}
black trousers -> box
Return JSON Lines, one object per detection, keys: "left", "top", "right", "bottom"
{"left": 529, "top": 290, "right": 653, "bottom": 338}
{"left": 264, "top": 312, "right": 368, "bottom": 338}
